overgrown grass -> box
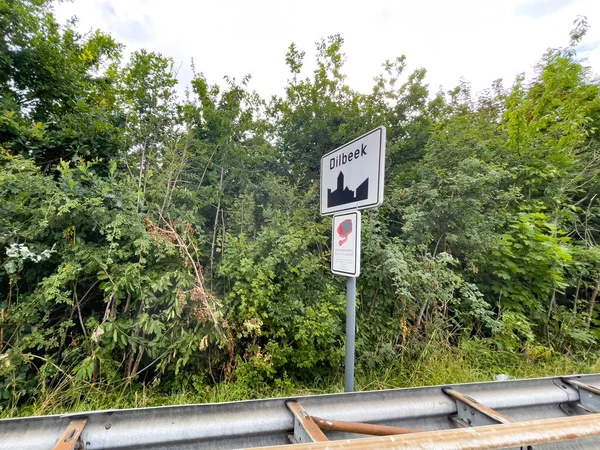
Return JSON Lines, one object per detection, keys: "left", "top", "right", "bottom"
{"left": 3, "top": 338, "right": 598, "bottom": 419}
{"left": 357, "top": 338, "right": 598, "bottom": 391}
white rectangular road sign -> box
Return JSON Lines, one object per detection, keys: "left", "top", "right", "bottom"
{"left": 320, "top": 126, "right": 386, "bottom": 216}
{"left": 332, "top": 211, "right": 361, "bottom": 277}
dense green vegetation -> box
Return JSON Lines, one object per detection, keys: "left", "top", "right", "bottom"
{"left": 1, "top": 1, "right": 600, "bottom": 416}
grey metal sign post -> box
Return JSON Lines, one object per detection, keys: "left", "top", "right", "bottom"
{"left": 320, "top": 127, "right": 386, "bottom": 393}
{"left": 345, "top": 276, "right": 356, "bottom": 392}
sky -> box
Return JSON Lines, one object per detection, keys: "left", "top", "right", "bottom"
{"left": 53, "top": 0, "right": 600, "bottom": 99}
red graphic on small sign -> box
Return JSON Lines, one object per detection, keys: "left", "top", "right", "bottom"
{"left": 337, "top": 219, "right": 353, "bottom": 246}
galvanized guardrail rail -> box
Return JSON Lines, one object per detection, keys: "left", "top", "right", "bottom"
{"left": 1, "top": 374, "right": 600, "bottom": 449}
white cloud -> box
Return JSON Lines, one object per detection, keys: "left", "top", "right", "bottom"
{"left": 53, "top": 0, "right": 600, "bottom": 99}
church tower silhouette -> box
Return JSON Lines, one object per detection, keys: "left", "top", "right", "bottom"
{"left": 327, "top": 172, "right": 369, "bottom": 207}
{"left": 337, "top": 171, "right": 344, "bottom": 191}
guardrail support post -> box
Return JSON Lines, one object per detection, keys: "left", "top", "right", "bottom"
{"left": 52, "top": 419, "right": 87, "bottom": 450}
{"left": 286, "top": 401, "right": 328, "bottom": 444}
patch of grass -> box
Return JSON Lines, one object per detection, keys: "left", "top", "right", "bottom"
{"left": 356, "top": 337, "right": 598, "bottom": 391}
{"left": 2, "top": 338, "right": 598, "bottom": 419}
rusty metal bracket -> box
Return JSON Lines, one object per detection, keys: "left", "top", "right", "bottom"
{"left": 286, "top": 401, "right": 328, "bottom": 444}
{"left": 443, "top": 388, "right": 514, "bottom": 427}
{"left": 52, "top": 419, "right": 87, "bottom": 450}
{"left": 310, "top": 416, "right": 422, "bottom": 436}
{"left": 562, "top": 378, "right": 600, "bottom": 413}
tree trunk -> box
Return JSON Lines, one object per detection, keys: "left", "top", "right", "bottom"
{"left": 416, "top": 298, "right": 428, "bottom": 329}
{"left": 573, "top": 277, "right": 582, "bottom": 314}
{"left": 210, "top": 166, "right": 225, "bottom": 289}
{"left": 587, "top": 273, "right": 600, "bottom": 328}
{"left": 136, "top": 139, "right": 148, "bottom": 213}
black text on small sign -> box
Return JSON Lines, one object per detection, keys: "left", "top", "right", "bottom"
{"left": 331, "top": 211, "right": 361, "bottom": 277}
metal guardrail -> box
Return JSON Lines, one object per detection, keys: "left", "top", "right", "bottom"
{"left": 0, "top": 374, "right": 599, "bottom": 449}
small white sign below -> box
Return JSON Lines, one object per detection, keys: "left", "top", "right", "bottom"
{"left": 320, "top": 127, "right": 386, "bottom": 216}
{"left": 332, "top": 211, "right": 361, "bottom": 277}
